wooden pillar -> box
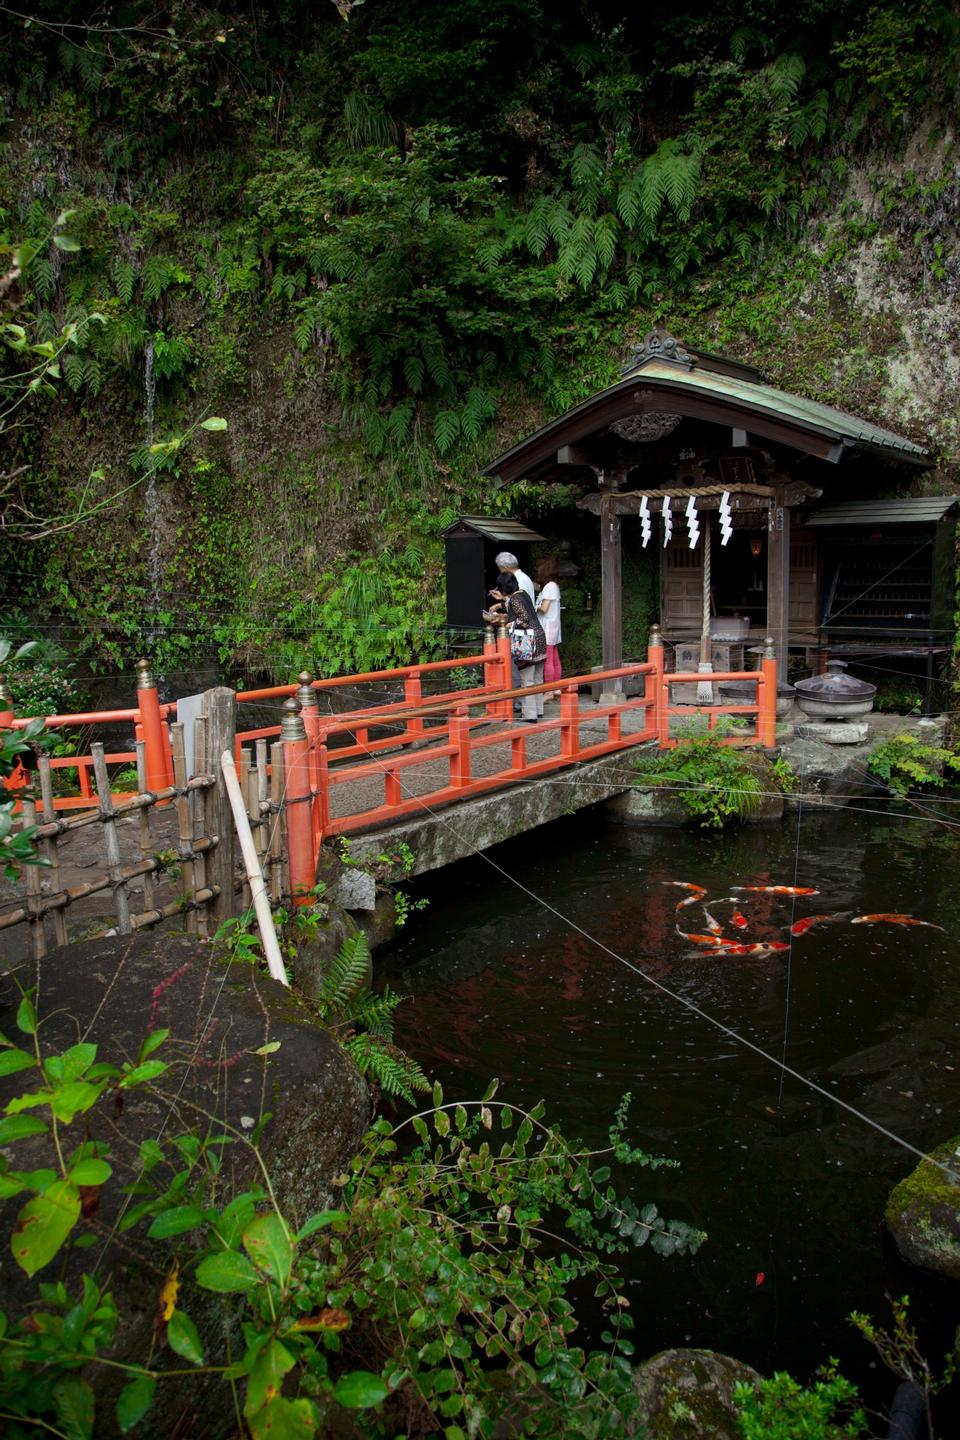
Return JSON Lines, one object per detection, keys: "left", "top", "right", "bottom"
{"left": 600, "top": 491, "right": 623, "bottom": 675}
{"left": 204, "top": 686, "right": 237, "bottom": 924}
{"left": 766, "top": 491, "right": 790, "bottom": 679}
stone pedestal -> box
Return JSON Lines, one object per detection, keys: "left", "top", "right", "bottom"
{"left": 795, "top": 720, "right": 870, "bottom": 745}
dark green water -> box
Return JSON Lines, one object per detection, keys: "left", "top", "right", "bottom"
{"left": 378, "top": 803, "right": 960, "bottom": 1402}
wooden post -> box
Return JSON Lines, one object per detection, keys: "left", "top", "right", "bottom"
{"left": 766, "top": 490, "right": 790, "bottom": 679}
{"left": 134, "top": 740, "right": 158, "bottom": 924}
{"left": 496, "top": 623, "right": 513, "bottom": 721}
{"left": 646, "top": 624, "right": 665, "bottom": 743}
{"left": 759, "top": 635, "right": 778, "bottom": 749}
{"left": 38, "top": 756, "right": 68, "bottom": 950}
{"left": 404, "top": 669, "right": 424, "bottom": 737}
{"left": 600, "top": 491, "right": 623, "bottom": 697}
{"left": 482, "top": 625, "right": 499, "bottom": 719}
{"left": 91, "top": 743, "right": 131, "bottom": 934}
{"left": 136, "top": 658, "right": 173, "bottom": 796}
{"left": 203, "top": 685, "right": 237, "bottom": 924}
{"left": 280, "top": 697, "right": 315, "bottom": 905}
{"left": 559, "top": 683, "right": 579, "bottom": 758}
{"left": 450, "top": 705, "right": 471, "bottom": 787}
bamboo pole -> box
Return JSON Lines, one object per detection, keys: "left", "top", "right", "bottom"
{"left": 220, "top": 749, "right": 288, "bottom": 986}
{"left": 192, "top": 715, "right": 210, "bottom": 938}
{"left": 0, "top": 839, "right": 216, "bottom": 931}
{"left": 22, "top": 794, "right": 46, "bottom": 962}
{"left": 238, "top": 745, "right": 253, "bottom": 909}
{"left": 26, "top": 774, "right": 215, "bottom": 840}
{"left": 91, "top": 743, "right": 131, "bottom": 934}
{"left": 129, "top": 886, "right": 219, "bottom": 932}
{"left": 269, "top": 743, "right": 284, "bottom": 904}
{"left": 170, "top": 723, "right": 197, "bottom": 934}
{"left": 134, "top": 741, "right": 157, "bottom": 919}
{"left": 37, "top": 757, "right": 68, "bottom": 949}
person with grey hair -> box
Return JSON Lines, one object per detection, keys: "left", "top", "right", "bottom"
{"left": 494, "top": 551, "right": 534, "bottom": 603}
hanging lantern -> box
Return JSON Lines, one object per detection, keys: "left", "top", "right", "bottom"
{"left": 719, "top": 490, "right": 733, "bottom": 546}
{"left": 639, "top": 495, "right": 651, "bottom": 547}
{"left": 685, "top": 494, "right": 700, "bottom": 550}
{"left": 662, "top": 495, "right": 673, "bottom": 546}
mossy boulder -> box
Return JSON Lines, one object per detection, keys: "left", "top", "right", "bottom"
{"left": 0, "top": 932, "right": 370, "bottom": 1438}
{"left": 631, "top": 1348, "right": 761, "bottom": 1439}
{"left": 885, "top": 1135, "right": 960, "bottom": 1279}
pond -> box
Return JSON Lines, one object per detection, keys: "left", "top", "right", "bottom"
{"left": 378, "top": 803, "right": 960, "bottom": 1408}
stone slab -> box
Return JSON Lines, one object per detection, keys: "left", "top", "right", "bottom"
{"left": 795, "top": 720, "right": 870, "bottom": 745}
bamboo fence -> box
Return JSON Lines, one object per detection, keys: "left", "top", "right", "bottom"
{"left": 2, "top": 709, "right": 294, "bottom": 962}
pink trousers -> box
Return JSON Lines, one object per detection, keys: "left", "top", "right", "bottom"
{"left": 544, "top": 645, "right": 562, "bottom": 684}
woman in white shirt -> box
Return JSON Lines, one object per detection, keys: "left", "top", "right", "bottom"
{"left": 535, "top": 557, "right": 562, "bottom": 699}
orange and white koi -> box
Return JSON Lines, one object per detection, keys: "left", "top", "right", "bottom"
{"left": 730, "top": 911, "right": 749, "bottom": 930}
{"left": 732, "top": 885, "right": 820, "bottom": 896}
{"left": 716, "top": 940, "right": 791, "bottom": 955}
{"left": 681, "top": 932, "right": 728, "bottom": 948}
{"left": 789, "top": 913, "right": 850, "bottom": 936}
{"left": 664, "top": 880, "right": 708, "bottom": 910}
{"left": 850, "top": 914, "right": 944, "bottom": 931}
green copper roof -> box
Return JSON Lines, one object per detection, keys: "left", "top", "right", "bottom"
{"left": 484, "top": 333, "right": 930, "bottom": 482}
{"left": 628, "top": 358, "right": 929, "bottom": 461}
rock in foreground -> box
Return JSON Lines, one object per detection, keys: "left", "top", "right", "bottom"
{"left": 631, "top": 1348, "right": 760, "bottom": 1438}
{"left": 885, "top": 1136, "right": 960, "bottom": 1280}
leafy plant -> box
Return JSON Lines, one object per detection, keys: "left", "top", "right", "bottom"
{"left": 0, "top": 996, "right": 704, "bottom": 1440}
{"left": 850, "top": 1294, "right": 959, "bottom": 1439}
{"left": 635, "top": 734, "right": 764, "bottom": 828}
{"left": 315, "top": 932, "right": 428, "bottom": 1102}
{"left": 733, "top": 1364, "right": 867, "bottom": 1438}
{"left": 866, "top": 732, "right": 960, "bottom": 796}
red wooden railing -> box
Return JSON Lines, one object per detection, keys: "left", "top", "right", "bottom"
{"left": 267, "top": 627, "right": 778, "bottom": 901}
{"left": 3, "top": 630, "right": 778, "bottom": 880}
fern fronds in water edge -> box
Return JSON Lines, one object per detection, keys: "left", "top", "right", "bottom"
{"left": 347, "top": 985, "right": 403, "bottom": 1041}
{"left": 318, "top": 932, "right": 371, "bottom": 1016}
{"left": 345, "top": 1034, "right": 430, "bottom": 1102}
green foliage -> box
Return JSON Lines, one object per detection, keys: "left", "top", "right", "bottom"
{"left": 866, "top": 731, "right": 960, "bottom": 795}
{"left": 0, "top": 1004, "right": 702, "bottom": 1439}
{"left": 850, "top": 1294, "right": 959, "bottom": 1438}
{"left": 733, "top": 1364, "right": 867, "bottom": 1439}
{"left": 635, "top": 734, "right": 764, "bottom": 829}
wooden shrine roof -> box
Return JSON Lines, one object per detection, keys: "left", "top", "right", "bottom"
{"left": 483, "top": 329, "right": 931, "bottom": 485}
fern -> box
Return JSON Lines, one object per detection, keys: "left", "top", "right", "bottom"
{"left": 63, "top": 351, "right": 86, "bottom": 392}
{"left": 460, "top": 386, "right": 495, "bottom": 443}
{"left": 593, "top": 212, "right": 619, "bottom": 272}
{"left": 768, "top": 51, "right": 806, "bottom": 104}
{"left": 293, "top": 300, "right": 321, "bottom": 351}
{"left": 318, "top": 931, "right": 372, "bottom": 1015}
{"left": 386, "top": 398, "right": 415, "bottom": 445}
{"left": 402, "top": 353, "right": 424, "bottom": 393}
{"left": 570, "top": 142, "right": 604, "bottom": 213}
{"left": 348, "top": 985, "right": 401, "bottom": 1040}
{"left": 788, "top": 89, "right": 830, "bottom": 146}
{"left": 421, "top": 337, "right": 453, "bottom": 395}
{"left": 344, "top": 1034, "right": 430, "bottom": 1102}
{"left": 112, "top": 258, "right": 136, "bottom": 304}
{"left": 434, "top": 409, "right": 461, "bottom": 454}
{"left": 524, "top": 196, "right": 553, "bottom": 257}
{"left": 475, "top": 238, "right": 503, "bottom": 271}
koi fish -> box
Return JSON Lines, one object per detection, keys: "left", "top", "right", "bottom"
{"left": 682, "top": 932, "right": 728, "bottom": 948}
{"left": 665, "top": 881, "right": 708, "bottom": 904}
{"left": 732, "top": 885, "right": 820, "bottom": 897}
{"left": 789, "top": 913, "right": 850, "bottom": 936}
{"left": 664, "top": 881, "right": 709, "bottom": 911}
{"left": 714, "top": 941, "right": 791, "bottom": 956}
{"left": 730, "top": 911, "right": 749, "bottom": 930}
{"left": 850, "top": 914, "right": 944, "bottom": 931}
{"left": 702, "top": 910, "right": 725, "bottom": 935}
